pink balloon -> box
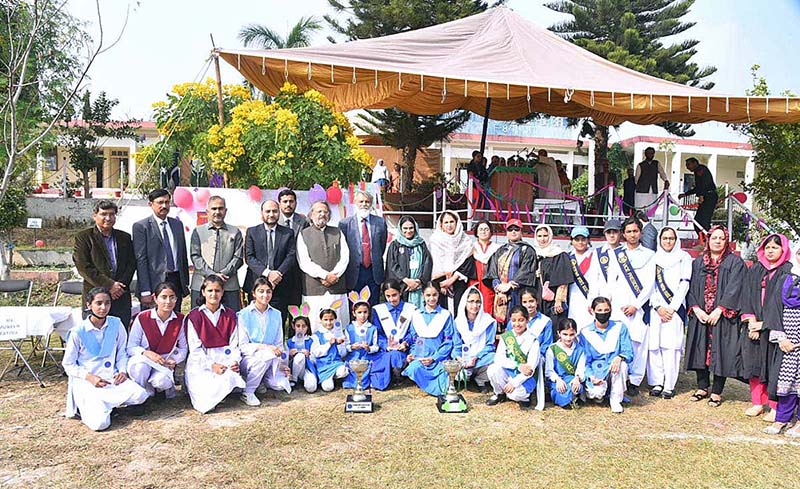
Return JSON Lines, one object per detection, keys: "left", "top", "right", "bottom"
{"left": 309, "top": 184, "right": 326, "bottom": 203}
{"left": 195, "top": 188, "right": 211, "bottom": 208}
{"left": 35, "top": 239, "right": 44, "bottom": 248}
{"left": 172, "top": 187, "right": 193, "bottom": 210}
{"left": 733, "top": 192, "right": 747, "bottom": 204}
{"left": 248, "top": 185, "right": 262, "bottom": 202}
{"left": 326, "top": 185, "right": 343, "bottom": 204}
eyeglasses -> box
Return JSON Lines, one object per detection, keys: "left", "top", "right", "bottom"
{"left": 466, "top": 300, "right": 482, "bottom": 304}
{"left": 661, "top": 237, "right": 677, "bottom": 241}
{"left": 507, "top": 227, "right": 521, "bottom": 232}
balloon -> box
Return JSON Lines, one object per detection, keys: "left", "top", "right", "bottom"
{"left": 173, "top": 188, "right": 193, "bottom": 210}
{"left": 733, "top": 192, "right": 747, "bottom": 204}
{"left": 309, "top": 184, "right": 326, "bottom": 203}
{"left": 669, "top": 204, "right": 680, "bottom": 216}
{"left": 195, "top": 188, "right": 211, "bottom": 208}
{"left": 326, "top": 185, "right": 343, "bottom": 204}
{"left": 247, "top": 185, "right": 262, "bottom": 203}
{"left": 35, "top": 240, "right": 44, "bottom": 248}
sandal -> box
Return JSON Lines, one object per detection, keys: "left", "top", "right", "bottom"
{"left": 689, "top": 390, "right": 708, "bottom": 402}
{"left": 708, "top": 396, "right": 723, "bottom": 407}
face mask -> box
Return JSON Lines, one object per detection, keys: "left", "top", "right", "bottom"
{"left": 595, "top": 312, "right": 611, "bottom": 324}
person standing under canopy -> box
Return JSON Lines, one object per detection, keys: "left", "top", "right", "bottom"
{"left": 484, "top": 218, "right": 538, "bottom": 325}
{"left": 634, "top": 147, "right": 669, "bottom": 210}
{"left": 536, "top": 149, "right": 562, "bottom": 199}
{"left": 678, "top": 157, "right": 718, "bottom": 239}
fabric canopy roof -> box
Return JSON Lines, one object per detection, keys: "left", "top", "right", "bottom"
{"left": 217, "top": 6, "right": 800, "bottom": 125}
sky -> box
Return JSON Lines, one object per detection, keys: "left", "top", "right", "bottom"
{"left": 67, "top": 0, "right": 800, "bottom": 140}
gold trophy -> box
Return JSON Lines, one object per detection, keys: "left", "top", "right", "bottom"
{"left": 345, "top": 359, "right": 373, "bottom": 413}
{"left": 437, "top": 359, "right": 468, "bottom": 413}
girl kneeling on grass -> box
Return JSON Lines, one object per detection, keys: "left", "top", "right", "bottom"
{"left": 372, "top": 279, "right": 415, "bottom": 388}
{"left": 311, "top": 305, "right": 349, "bottom": 392}
{"left": 545, "top": 318, "right": 586, "bottom": 408}
{"left": 343, "top": 288, "right": 382, "bottom": 391}
{"left": 486, "top": 305, "right": 539, "bottom": 409}
{"left": 286, "top": 307, "right": 318, "bottom": 393}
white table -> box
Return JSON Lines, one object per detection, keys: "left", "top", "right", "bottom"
{"left": 0, "top": 306, "right": 81, "bottom": 386}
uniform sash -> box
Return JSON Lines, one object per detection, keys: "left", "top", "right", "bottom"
{"left": 76, "top": 318, "right": 120, "bottom": 359}
{"left": 597, "top": 247, "right": 611, "bottom": 282}
{"left": 138, "top": 312, "right": 183, "bottom": 355}
{"left": 614, "top": 247, "right": 644, "bottom": 296}
{"left": 411, "top": 309, "right": 448, "bottom": 338}
{"left": 188, "top": 308, "right": 237, "bottom": 349}
{"left": 655, "top": 265, "right": 687, "bottom": 323}
{"left": 550, "top": 344, "right": 576, "bottom": 375}
{"left": 569, "top": 252, "right": 591, "bottom": 298}
{"left": 501, "top": 330, "right": 527, "bottom": 364}
{"left": 581, "top": 323, "right": 623, "bottom": 355}
{"left": 375, "top": 302, "right": 414, "bottom": 341}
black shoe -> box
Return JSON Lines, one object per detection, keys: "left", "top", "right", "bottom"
{"left": 627, "top": 383, "right": 640, "bottom": 396}
{"left": 486, "top": 393, "right": 507, "bottom": 406}
{"left": 649, "top": 386, "right": 663, "bottom": 397}
{"left": 518, "top": 398, "right": 531, "bottom": 409}
{"left": 478, "top": 383, "right": 491, "bottom": 394}
{"left": 661, "top": 390, "right": 674, "bottom": 399}
{"left": 127, "top": 404, "right": 146, "bottom": 417}
{"left": 466, "top": 381, "right": 481, "bottom": 393}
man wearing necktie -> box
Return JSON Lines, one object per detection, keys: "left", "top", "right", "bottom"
{"left": 244, "top": 199, "right": 296, "bottom": 322}
{"left": 338, "top": 189, "right": 387, "bottom": 307}
{"left": 189, "top": 195, "right": 244, "bottom": 310}
{"left": 132, "top": 189, "right": 190, "bottom": 312}
{"left": 74, "top": 200, "right": 137, "bottom": 327}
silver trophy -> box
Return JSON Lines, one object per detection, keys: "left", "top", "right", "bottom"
{"left": 349, "top": 359, "right": 370, "bottom": 402}
{"left": 442, "top": 359, "right": 463, "bottom": 404}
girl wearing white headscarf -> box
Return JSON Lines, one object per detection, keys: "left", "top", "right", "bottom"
{"left": 452, "top": 285, "right": 497, "bottom": 392}
{"left": 648, "top": 226, "right": 692, "bottom": 399}
{"left": 533, "top": 224, "right": 573, "bottom": 339}
{"left": 430, "top": 211, "right": 475, "bottom": 316}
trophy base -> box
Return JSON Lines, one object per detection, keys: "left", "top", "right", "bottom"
{"left": 345, "top": 394, "right": 373, "bottom": 413}
{"left": 437, "top": 394, "right": 468, "bottom": 413}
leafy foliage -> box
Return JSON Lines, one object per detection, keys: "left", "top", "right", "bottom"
{"left": 206, "top": 83, "right": 370, "bottom": 189}
{"left": 740, "top": 66, "right": 800, "bottom": 237}
{"left": 325, "top": 0, "right": 506, "bottom": 190}
{"left": 60, "top": 92, "right": 140, "bottom": 197}
{"left": 239, "top": 16, "right": 322, "bottom": 49}
{"left": 0, "top": 184, "right": 28, "bottom": 233}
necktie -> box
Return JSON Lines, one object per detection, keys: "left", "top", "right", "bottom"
{"left": 361, "top": 218, "right": 372, "bottom": 268}
{"left": 161, "top": 221, "right": 176, "bottom": 272}
{"left": 212, "top": 228, "right": 221, "bottom": 271}
{"left": 266, "top": 228, "right": 274, "bottom": 269}
{"left": 286, "top": 217, "right": 292, "bottom": 231}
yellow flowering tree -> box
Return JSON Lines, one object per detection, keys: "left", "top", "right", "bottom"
{"left": 136, "top": 78, "right": 251, "bottom": 189}
{"left": 207, "top": 82, "right": 371, "bottom": 188}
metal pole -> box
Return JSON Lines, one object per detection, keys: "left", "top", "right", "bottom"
{"left": 607, "top": 184, "right": 614, "bottom": 218}
{"left": 210, "top": 35, "right": 227, "bottom": 188}
{"left": 727, "top": 194, "right": 733, "bottom": 232}
{"left": 432, "top": 185, "right": 438, "bottom": 225}
{"left": 479, "top": 98, "right": 492, "bottom": 157}
{"left": 661, "top": 190, "right": 669, "bottom": 228}
{"left": 466, "top": 177, "right": 474, "bottom": 230}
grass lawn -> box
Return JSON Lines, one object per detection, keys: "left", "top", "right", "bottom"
{"left": 1, "top": 345, "right": 799, "bottom": 489}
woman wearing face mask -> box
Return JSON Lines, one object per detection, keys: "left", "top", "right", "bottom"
{"left": 430, "top": 211, "right": 475, "bottom": 317}
{"left": 684, "top": 226, "right": 746, "bottom": 408}
{"left": 741, "top": 234, "right": 794, "bottom": 423}
{"left": 385, "top": 216, "right": 432, "bottom": 310}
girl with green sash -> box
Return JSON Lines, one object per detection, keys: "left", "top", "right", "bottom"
{"left": 545, "top": 318, "right": 586, "bottom": 407}
{"left": 486, "top": 305, "right": 540, "bottom": 408}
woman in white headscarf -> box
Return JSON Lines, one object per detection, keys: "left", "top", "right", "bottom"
{"left": 452, "top": 285, "right": 497, "bottom": 392}
{"left": 533, "top": 224, "right": 573, "bottom": 339}
{"left": 430, "top": 211, "right": 475, "bottom": 317}
{"left": 648, "top": 226, "right": 692, "bottom": 399}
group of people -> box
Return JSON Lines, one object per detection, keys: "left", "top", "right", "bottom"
{"left": 66, "top": 187, "right": 800, "bottom": 439}
{"left": 467, "top": 149, "right": 572, "bottom": 199}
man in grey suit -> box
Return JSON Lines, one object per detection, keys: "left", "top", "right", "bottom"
{"left": 132, "top": 189, "right": 190, "bottom": 312}
{"left": 338, "top": 189, "right": 387, "bottom": 306}
{"left": 244, "top": 199, "right": 296, "bottom": 319}
{"left": 189, "top": 195, "right": 244, "bottom": 310}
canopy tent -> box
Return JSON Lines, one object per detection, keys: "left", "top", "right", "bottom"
{"left": 216, "top": 6, "right": 800, "bottom": 126}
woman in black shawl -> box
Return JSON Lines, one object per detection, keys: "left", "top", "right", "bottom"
{"left": 532, "top": 224, "right": 574, "bottom": 339}
{"left": 685, "top": 225, "right": 746, "bottom": 407}
{"left": 740, "top": 233, "right": 793, "bottom": 421}
{"left": 384, "top": 216, "right": 433, "bottom": 311}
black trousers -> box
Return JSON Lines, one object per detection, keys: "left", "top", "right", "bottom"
{"left": 696, "top": 369, "right": 727, "bottom": 395}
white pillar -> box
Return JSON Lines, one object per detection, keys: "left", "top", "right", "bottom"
{"left": 670, "top": 151, "right": 682, "bottom": 197}
{"left": 587, "top": 140, "right": 596, "bottom": 194}
{"left": 633, "top": 143, "right": 645, "bottom": 170}
{"left": 707, "top": 153, "right": 718, "bottom": 182}
{"left": 567, "top": 150, "right": 575, "bottom": 180}
{"left": 443, "top": 141, "right": 453, "bottom": 178}
{"left": 744, "top": 155, "right": 755, "bottom": 210}
{"left": 128, "top": 141, "right": 137, "bottom": 188}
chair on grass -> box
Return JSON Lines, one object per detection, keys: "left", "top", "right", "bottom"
{"left": 41, "top": 280, "right": 85, "bottom": 370}
{"left": 0, "top": 280, "right": 45, "bottom": 386}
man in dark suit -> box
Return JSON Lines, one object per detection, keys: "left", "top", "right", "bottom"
{"left": 338, "top": 189, "right": 387, "bottom": 305}
{"left": 278, "top": 188, "right": 307, "bottom": 310}
{"left": 244, "top": 199, "right": 296, "bottom": 320}
{"left": 73, "top": 200, "right": 137, "bottom": 327}
{"left": 132, "top": 189, "right": 190, "bottom": 312}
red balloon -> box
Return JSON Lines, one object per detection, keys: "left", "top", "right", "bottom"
{"left": 326, "top": 185, "right": 343, "bottom": 204}
{"left": 35, "top": 239, "right": 44, "bottom": 248}
{"left": 172, "top": 187, "right": 193, "bottom": 210}
{"left": 195, "top": 188, "right": 211, "bottom": 208}
{"left": 248, "top": 185, "right": 262, "bottom": 203}
{"left": 733, "top": 192, "right": 747, "bottom": 204}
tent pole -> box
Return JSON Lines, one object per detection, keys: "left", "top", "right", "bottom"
{"left": 479, "top": 97, "right": 492, "bottom": 157}
{"left": 210, "top": 35, "right": 228, "bottom": 187}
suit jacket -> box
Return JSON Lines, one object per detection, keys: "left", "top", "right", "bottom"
{"left": 279, "top": 212, "right": 308, "bottom": 238}
{"left": 73, "top": 226, "right": 136, "bottom": 325}
{"left": 132, "top": 215, "right": 190, "bottom": 296}
{"left": 190, "top": 222, "right": 244, "bottom": 291}
{"left": 244, "top": 223, "right": 296, "bottom": 297}
{"left": 339, "top": 213, "right": 387, "bottom": 290}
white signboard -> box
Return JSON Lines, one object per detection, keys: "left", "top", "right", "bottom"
{"left": 26, "top": 218, "right": 42, "bottom": 229}
{"left": 0, "top": 311, "right": 26, "bottom": 341}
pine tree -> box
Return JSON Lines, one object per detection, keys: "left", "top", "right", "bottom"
{"left": 325, "top": 0, "right": 505, "bottom": 191}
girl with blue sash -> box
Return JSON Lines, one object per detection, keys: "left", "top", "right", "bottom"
{"left": 343, "top": 287, "right": 382, "bottom": 390}
{"left": 372, "top": 280, "right": 416, "bottom": 387}
{"left": 452, "top": 286, "right": 496, "bottom": 393}
{"left": 486, "top": 305, "right": 539, "bottom": 408}
{"left": 238, "top": 278, "right": 291, "bottom": 405}
{"left": 63, "top": 287, "right": 148, "bottom": 431}
{"left": 286, "top": 306, "right": 318, "bottom": 393}
{"left": 311, "top": 304, "right": 349, "bottom": 392}
{"left": 545, "top": 318, "right": 586, "bottom": 407}
{"left": 403, "top": 282, "right": 455, "bottom": 396}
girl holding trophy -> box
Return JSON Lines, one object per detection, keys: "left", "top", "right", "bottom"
{"left": 372, "top": 280, "right": 416, "bottom": 388}
{"left": 311, "top": 302, "right": 349, "bottom": 392}
{"left": 286, "top": 306, "right": 318, "bottom": 393}
{"left": 403, "top": 282, "right": 455, "bottom": 396}
{"left": 452, "top": 286, "right": 496, "bottom": 393}
{"left": 343, "top": 287, "right": 382, "bottom": 391}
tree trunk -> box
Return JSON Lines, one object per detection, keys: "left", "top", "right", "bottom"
{"left": 402, "top": 144, "right": 417, "bottom": 193}
{"left": 594, "top": 123, "right": 609, "bottom": 189}
{"left": 82, "top": 169, "right": 90, "bottom": 199}
{"left": 0, "top": 232, "right": 11, "bottom": 280}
